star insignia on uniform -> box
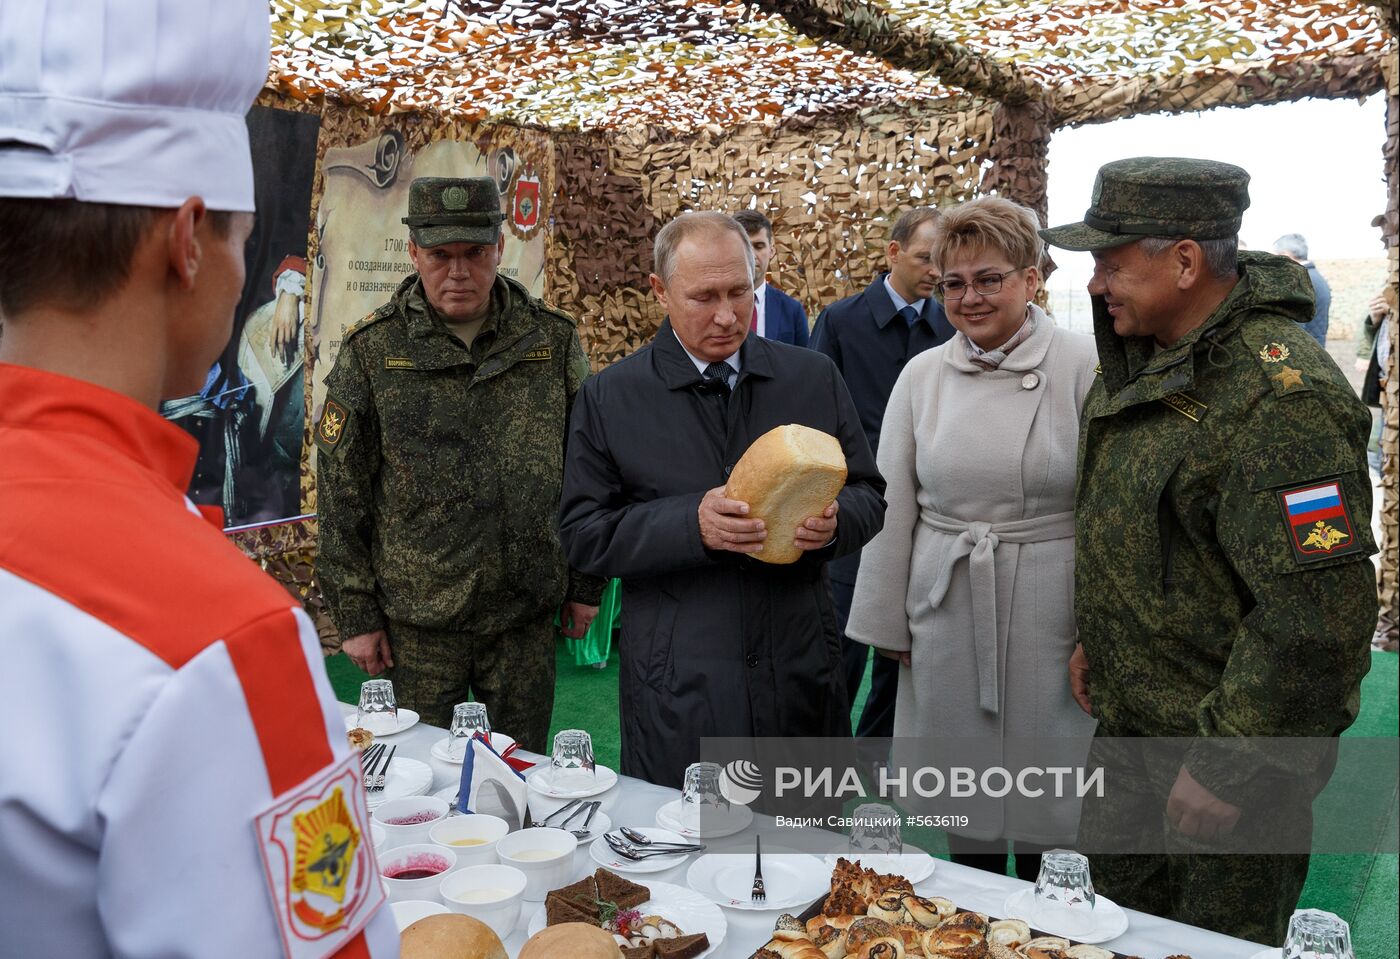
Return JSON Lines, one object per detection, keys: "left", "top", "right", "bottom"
{"left": 1258, "top": 342, "right": 1291, "bottom": 363}
{"left": 1271, "top": 365, "right": 1304, "bottom": 389}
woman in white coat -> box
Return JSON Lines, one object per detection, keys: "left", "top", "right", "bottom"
{"left": 847, "top": 197, "right": 1097, "bottom": 881}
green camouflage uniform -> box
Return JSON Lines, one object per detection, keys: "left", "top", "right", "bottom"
{"left": 314, "top": 179, "right": 601, "bottom": 751}
{"left": 1044, "top": 159, "right": 1378, "bottom": 946}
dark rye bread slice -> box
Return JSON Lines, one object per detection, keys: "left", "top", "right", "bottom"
{"left": 653, "top": 933, "right": 710, "bottom": 959}
{"left": 594, "top": 868, "right": 651, "bottom": 910}
{"left": 619, "top": 945, "right": 654, "bottom": 959}
{"left": 545, "top": 875, "right": 600, "bottom": 925}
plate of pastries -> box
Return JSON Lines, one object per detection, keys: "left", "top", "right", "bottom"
{"left": 747, "top": 857, "right": 1199, "bottom": 959}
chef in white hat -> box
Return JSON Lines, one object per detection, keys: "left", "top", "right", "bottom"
{"left": 0, "top": 3, "right": 400, "bottom": 957}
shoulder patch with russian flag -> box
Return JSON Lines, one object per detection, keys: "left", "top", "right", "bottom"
{"left": 1277, "top": 480, "right": 1364, "bottom": 564}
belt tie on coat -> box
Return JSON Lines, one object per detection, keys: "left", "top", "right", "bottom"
{"left": 920, "top": 508, "right": 1076, "bottom": 715}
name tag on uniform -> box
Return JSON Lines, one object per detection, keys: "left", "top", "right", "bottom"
{"left": 521, "top": 346, "right": 552, "bottom": 362}
{"left": 1160, "top": 391, "right": 1207, "bottom": 422}
{"left": 385, "top": 357, "right": 415, "bottom": 370}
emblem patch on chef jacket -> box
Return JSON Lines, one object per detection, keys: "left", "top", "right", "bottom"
{"left": 255, "top": 754, "right": 385, "bottom": 959}
{"left": 1277, "top": 480, "right": 1363, "bottom": 563}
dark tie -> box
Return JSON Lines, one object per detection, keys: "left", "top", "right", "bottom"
{"left": 703, "top": 361, "right": 732, "bottom": 393}
{"left": 899, "top": 305, "right": 919, "bottom": 327}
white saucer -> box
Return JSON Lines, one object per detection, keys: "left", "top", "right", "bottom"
{"left": 589, "top": 827, "right": 694, "bottom": 874}
{"left": 526, "top": 881, "right": 726, "bottom": 958}
{"left": 1001, "top": 888, "right": 1129, "bottom": 944}
{"left": 364, "top": 756, "right": 433, "bottom": 808}
{"left": 344, "top": 708, "right": 419, "bottom": 737}
{"left": 823, "top": 848, "right": 935, "bottom": 884}
{"left": 429, "top": 732, "right": 518, "bottom": 765}
{"left": 655, "top": 798, "right": 753, "bottom": 839}
{"left": 1247, "top": 950, "right": 1282, "bottom": 959}
{"left": 526, "top": 763, "right": 619, "bottom": 799}
{"left": 686, "top": 852, "right": 828, "bottom": 911}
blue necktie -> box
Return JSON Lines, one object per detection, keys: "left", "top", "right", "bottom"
{"left": 899, "top": 305, "right": 919, "bottom": 327}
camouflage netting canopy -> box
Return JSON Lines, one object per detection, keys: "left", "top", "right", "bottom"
{"left": 256, "top": 1, "right": 1398, "bottom": 645}
{"left": 269, "top": 1, "right": 1392, "bottom": 131}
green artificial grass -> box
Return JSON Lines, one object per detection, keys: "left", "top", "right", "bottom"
{"left": 326, "top": 644, "right": 1399, "bottom": 953}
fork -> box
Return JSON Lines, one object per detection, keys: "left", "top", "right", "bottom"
{"left": 751, "top": 835, "right": 765, "bottom": 904}
{"left": 604, "top": 835, "right": 699, "bottom": 861}
{"left": 372, "top": 745, "right": 396, "bottom": 792}
{"left": 360, "top": 744, "right": 385, "bottom": 789}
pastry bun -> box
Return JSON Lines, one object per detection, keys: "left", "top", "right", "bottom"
{"left": 400, "top": 914, "right": 508, "bottom": 959}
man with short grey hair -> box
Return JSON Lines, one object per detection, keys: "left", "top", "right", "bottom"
{"left": 559, "top": 211, "right": 886, "bottom": 787}
{"left": 1271, "top": 232, "right": 1332, "bottom": 347}
{"left": 1045, "top": 157, "right": 1375, "bottom": 944}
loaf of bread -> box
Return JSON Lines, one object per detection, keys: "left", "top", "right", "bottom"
{"left": 399, "top": 914, "right": 507, "bottom": 959}
{"left": 724, "top": 424, "right": 846, "bottom": 565}
{"left": 519, "top": 922, "right": 624, "bottom": 959}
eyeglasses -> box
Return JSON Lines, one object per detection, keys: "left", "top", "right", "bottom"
{"left": 935, "top": 268, "right": 1024, "bottom": 299}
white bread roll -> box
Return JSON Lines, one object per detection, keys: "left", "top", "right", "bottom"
{"left": 399, "top": 914, "right": 507, "bottom": 959}
{"left": 519, "top": 922, "right": 624, "bottom": 959}
{"left": 724, "top": 424, "right": 847, "bottom": 565}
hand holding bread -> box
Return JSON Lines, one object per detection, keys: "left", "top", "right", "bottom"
{"left": 722, "top": 425, "right": 847, "bottom": 564}
{"left": 698, "top": 486, "right": 767, "bottom": 554}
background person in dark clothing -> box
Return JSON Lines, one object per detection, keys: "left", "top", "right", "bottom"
{"left": 809, "top": 208, "right": 956, "bottom": 734}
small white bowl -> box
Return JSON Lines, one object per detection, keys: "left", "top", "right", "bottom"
{"left": 428, "top": 813, "right": 509, "bottom": 866}
{"left": 495, "top": 827, "right": 578, "bottom": 901}
{"left": 390, "top": 899, "right": 449, "bottom": 932}
{"left": 440, "top": 863, "right": 528, "bottom": 938}
{"left": 379, "top": 843, "right": 457, "bottom": 903}
{"left": 371, "top": 823, "right": 387, "bottom": 857}
{"left": 373, "top": 796, "right": 450, "bottom": 850}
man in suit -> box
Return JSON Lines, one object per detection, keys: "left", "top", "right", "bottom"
{"left": 559, "top": 212, "right": 885, "bottom": 787}
{"left": 734, "top": 209, "right": 809, "bottom": 346}
{"left": 810, "top": 207, "right": 956, "bottom": 736}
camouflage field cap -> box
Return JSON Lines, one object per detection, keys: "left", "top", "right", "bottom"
{"left": 401, "top": 176, "right": 507, "bottom": 247}
{"left": 1040, "top": 157, "right": 1251, "bottom": 252}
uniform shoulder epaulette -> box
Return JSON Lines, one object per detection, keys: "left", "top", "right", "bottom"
{"left": 1238, "top": 317, "right": 1317, "bottom": 399}
{"left": 342, "top": 303, "right": 396, "bottom": 342}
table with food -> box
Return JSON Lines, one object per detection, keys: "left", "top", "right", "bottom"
{"left": 343, "top": 704, "right": 1280, "bottom": 959}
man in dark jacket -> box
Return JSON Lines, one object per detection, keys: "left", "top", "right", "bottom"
{"left": 559, "top": 212, "right": 886, "bottom": 788}
{"left": 1044, "top": 158, "right": 1376, "bottom": 945}
{"left": 809, "top": 208, "right": 956, "bottom": 736}
{"left": 733, "top": 209, "right": 809, "bottom": 346}
{"left": 1271, "top": 232, "right": 1331, "bottom": 347}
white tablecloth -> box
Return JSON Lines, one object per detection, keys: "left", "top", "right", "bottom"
{"left": 344, "top": 706, "right": 1267, "bottom": 958}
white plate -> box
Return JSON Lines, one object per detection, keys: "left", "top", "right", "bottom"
{"left": 1248, "top": 951, "right": 1282, "bottom": 959}
{"left": 344, "top": 708, "right": 420, "bottom": 737}
{"left": 429, "top": 732, "right": 518, "bottom": 765}
{"left": 527, "top": 763, "right": 619, "bottom": 799}
{"left": 589, "top": 827, "right": 695, "bottom": 874}
{"left": 822, "top": 848, "right": 935, "bottom": 885}
{"left": 685, "top": 852, "right": 828, "bottom": 911}
{"left": 526, "top": 880, "right": 726, "bottom": 958}
{"left": 1001, "top": 888, "right": 1129, "bottom": 945}
{"left": 655, "top": 798, "right": 753, "bottom": 840}
{"left": 364, "top": 757, "right": 433, "bottom": 808}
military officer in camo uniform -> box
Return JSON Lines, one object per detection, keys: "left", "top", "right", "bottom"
{"left": 1042, "top": 158, "right": 1377, "bottom": 945}
{"left": 315, "top": 176, "right": 603, "bottom": 751}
